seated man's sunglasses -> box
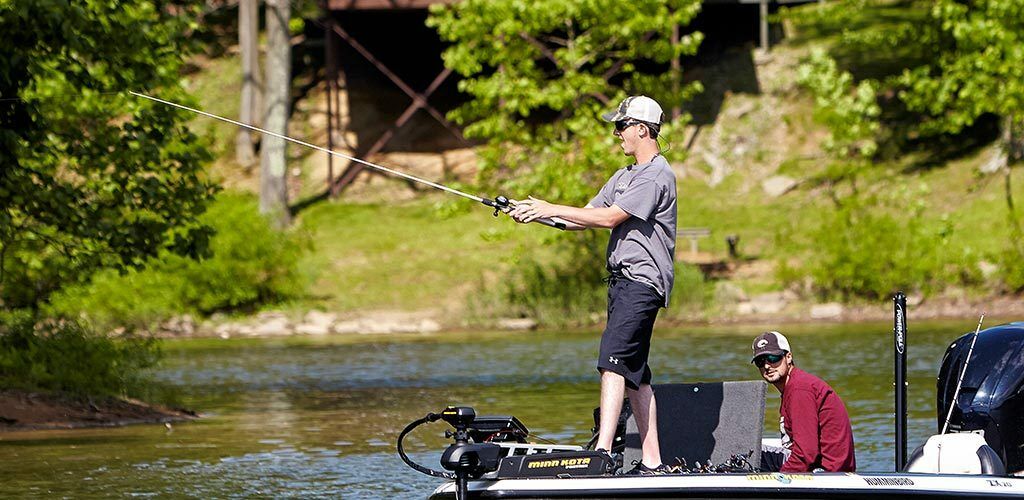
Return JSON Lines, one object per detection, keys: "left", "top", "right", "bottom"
{"left": 754, "top": 353, "right": 785, "bottom": 367}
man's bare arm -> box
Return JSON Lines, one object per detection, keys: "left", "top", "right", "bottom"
{"left": 510, "top": 198, "right": 630, "bottom": 229}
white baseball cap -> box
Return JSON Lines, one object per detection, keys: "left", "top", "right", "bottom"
{"left": 601, "top": 95, "right": 664, "bottom": 125}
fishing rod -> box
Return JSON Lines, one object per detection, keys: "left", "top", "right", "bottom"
{"left": 128, "top": 90, "right": 566, "bottom": 230}
{"left": 941, "top": 313, "right": 985, "bottom": 435}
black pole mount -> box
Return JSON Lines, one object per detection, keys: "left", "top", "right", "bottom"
{"left": 893, "top": 291, "right": 908, "bottom": 472}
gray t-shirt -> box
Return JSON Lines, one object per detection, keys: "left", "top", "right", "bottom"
{"left": 588, "top": 154, "right": 677, "bottom": 306}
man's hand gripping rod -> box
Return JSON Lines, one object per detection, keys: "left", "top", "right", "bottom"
{"left": 481, "top": 196, "right": 566, "bottom": 230}
{"left": 130, "top": 91, "right": 565, "bottom": 231}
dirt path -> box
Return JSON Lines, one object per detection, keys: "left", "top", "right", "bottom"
{"left": 0, "top": 390, "right": 196, "bottom": 432}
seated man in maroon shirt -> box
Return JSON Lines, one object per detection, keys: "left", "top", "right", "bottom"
{"left": 751, "top": 331, "right": 857, "bottom": 473}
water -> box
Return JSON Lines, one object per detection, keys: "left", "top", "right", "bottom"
{"left": 0, "top": 320, "right": 985, "bottom": 498}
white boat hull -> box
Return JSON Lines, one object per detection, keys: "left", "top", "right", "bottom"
{"left": 430, "top": 472, "right": 1024, "bottom": 498}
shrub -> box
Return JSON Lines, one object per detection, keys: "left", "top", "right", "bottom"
{"left": 793, "top": 193, "right": 977, "bottom": 300}
{"left": 0, "top": 311, "right": 160, "bottom": 397}
{"left": 476, "top": 238, "right": 710, "bottom": 327}
{"left": 47, "top": 194, "right": 310, "bottom": 330}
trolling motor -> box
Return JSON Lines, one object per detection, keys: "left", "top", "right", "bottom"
{"left": 398, "top": 406, "right": 516, "bottom": 500}
{"left": 482, "top": 195, "right": 567, "bottom": 230}
{"left": 399, "top": 406, "right": 614, "bottom": 498}
{"left": 438, "top": 407, "right": 503, "bottom": 499}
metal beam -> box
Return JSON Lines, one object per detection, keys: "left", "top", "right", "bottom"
{"left": 326, "top": 0, "right": 455, "bottom": 10}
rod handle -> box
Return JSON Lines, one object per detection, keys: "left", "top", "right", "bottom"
{"left": 534, "top": 217, "right": 567, "bottom": 231}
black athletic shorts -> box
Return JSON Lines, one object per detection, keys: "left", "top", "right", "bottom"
{"left": 597, "top": 275, "right": 662, "bottom": 390}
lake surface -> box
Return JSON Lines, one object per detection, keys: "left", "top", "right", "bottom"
{"left": 0, "top": 320, "right": 987, "bottom": 498}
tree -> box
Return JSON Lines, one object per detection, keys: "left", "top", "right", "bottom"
{"left": 895, "top": 0, "right": 1024, "bottom": 249}
{"left": 259, "top": 0, "right": 291, "bottom": 228}
{"left": 0, "top": 0, "right": 216, "bottom": 309}
{"left": 236, "top": 0, "right": 262, "bottom": 167}
{"left": 429, "top": 0, "right": 703, "bottom": 206}
{"left": 788, "top": 0, "right": 1024, "bottom": 234}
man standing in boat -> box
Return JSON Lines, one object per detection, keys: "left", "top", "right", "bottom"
{"left": 510, "top": 95, "right": 676, "bottom": 475}
{"left": 750, "top": 331, "right": 857, "bottom": 472}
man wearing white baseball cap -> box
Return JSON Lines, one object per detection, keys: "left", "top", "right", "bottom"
{"left": 751, "top": 331, "right": 857, "bottom": 472}
{"left": 511, "top": 95, "right": 676, "bottom": 475}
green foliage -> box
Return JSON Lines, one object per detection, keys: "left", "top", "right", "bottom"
{"left": 429, "top": 0, "right": 702, "bottom": 204}
{"left": 0, "top": 311, "right": 160, "bottom": 397}
{"left": 791, "top": 186, "right": 978, "bottom": 300}
{"left": 895, "top": 1, "right": 1024, "bottom": 138}
{"left": 482, "top": 238, "right": 607, "bottom": 327}
{"left": 797, "top": 48, "right": 880, "bottom": 160}
{"left": 47, "top": 195, "right": 310, "bottom": 330}
{"left": 0, "top": 0, "right": 217, "bottom": 309}
{"left": 665, "top": 261, "right": 712, "bottom": 318}
{"left": 998, "top": 246, "right": 1024, "bottom": 293}
{"left": 428, "top": 1, "right": 703, "bottom": 319}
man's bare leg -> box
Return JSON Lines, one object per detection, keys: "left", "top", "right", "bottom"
{"left": 627, "top": 383, "right": 662, "bottom": 467}
{"left": 595, "top": 369, "right": 626, "bottom": 452}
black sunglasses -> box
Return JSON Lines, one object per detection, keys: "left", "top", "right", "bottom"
{"left": 754, "top": 353, "right": 785, "bottom": 367}
{"left": 614, "top": 120, "right": 641, "bottom": 132}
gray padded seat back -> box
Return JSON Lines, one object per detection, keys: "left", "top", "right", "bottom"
{"left": 624, "top": 381, "right": 766, "bottom": 470}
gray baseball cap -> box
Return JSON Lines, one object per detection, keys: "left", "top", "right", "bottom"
{"left": 751, "top": 331, "right": 792, "bottom": 362}
{"left": 601, "top": 95, "right": 664, "bottom": 124}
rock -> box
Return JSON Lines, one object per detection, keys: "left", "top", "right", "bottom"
{"left": 295, "top": 322, "right": 331, "bottom": 336}
{"left": 906, "top": 294, "right": 924, "bottom": 307}
{"left": 251, "top": 316, "right": 291, "bottom": 336}
{"left": 214, "top": 323, "right": 236, "bottom": 339}
{"left": 762, "top": 175, "right": 798, "bottom": 198}
{"left": 496, "top": 318, "right": 538, "bottom": 331}
{"left": 978, "top": 260, "right": 999, "bottom": 280}
{"left": 416, "top": 319, "right": 441, "bottom": 333}
{"left": 980, "top": 149, "right": 1007, "bottom": 174}
{"left": 725, "top": 101, "right": 757, "bottom": 120}
{"left": 714, "top": 282, "right": 748, "bottom": 304}
{"left": 810, "top": 302, "right": 843, "bottom": 320}
{"left": 332, "top": 321, "right": 363, "bottom": 335}
{"left": 304, "top": 310, "right": 337, "bottom": 325}
{"left": 703, "top": 151, "right": 730, "bottom": 187}
{"left": 159, "top": 315, "right": 195, "bottom": 337}
{"left": 738, "top": 292, "right": 788, "bottom": 314}
{"left": 295, "top": 311, "right": 336, "bottom": 335}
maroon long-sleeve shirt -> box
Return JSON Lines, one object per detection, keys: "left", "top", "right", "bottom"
{"left": 778, "top": 367, "right": 856, "bottom": 472}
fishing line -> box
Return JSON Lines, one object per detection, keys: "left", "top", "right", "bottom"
{"left": 129, "top": 91, "right": 567, "bottom": 230}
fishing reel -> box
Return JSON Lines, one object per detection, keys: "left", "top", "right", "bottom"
{"left": 488, "top": 195, "right": 513, "bottom": 217}
{"left": 481, "top": 195, "right": 567, "bottom": 230}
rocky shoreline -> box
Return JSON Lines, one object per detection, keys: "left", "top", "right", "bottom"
{"left": 147, "top": 293, "right": 1023, "bottom": 339}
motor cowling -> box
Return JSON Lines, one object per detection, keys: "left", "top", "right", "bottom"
{"left": 937, "top": 322, "right": 1024, "bottom": 474}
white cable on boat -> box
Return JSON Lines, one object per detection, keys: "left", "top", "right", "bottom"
{"left": 941, "top": 314, "right": 985, "bottom": 435}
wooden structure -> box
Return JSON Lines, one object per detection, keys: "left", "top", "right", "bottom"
{"left": 321, "top": 0, "right": 461, "bottom": 196}
{"left": 320, "top": 0, "right": 819, "bottom": 194}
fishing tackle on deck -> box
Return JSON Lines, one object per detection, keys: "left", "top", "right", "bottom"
{"left": 129, "top": 91, "right": 565, "bottom": 230}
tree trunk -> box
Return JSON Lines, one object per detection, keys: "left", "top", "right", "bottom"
{"left": 260, "top": 0, "right": 291, "bottom": 227}
{"left": 1001, "top": 115, "right": 1023, "bottom": 257}
{"left": 235, "top": 0, "right": 261, "bottom": 167}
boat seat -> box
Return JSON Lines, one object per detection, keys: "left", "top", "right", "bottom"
{"left": 623, "top": 381, "right": 767, "bottom": 470}
{"left": 904, "top": 433, "right": 1006, "bottom": 475}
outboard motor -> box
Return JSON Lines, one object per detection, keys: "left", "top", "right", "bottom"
{"left": 936, "top": 322, "right": 1024, "bottom": 474}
